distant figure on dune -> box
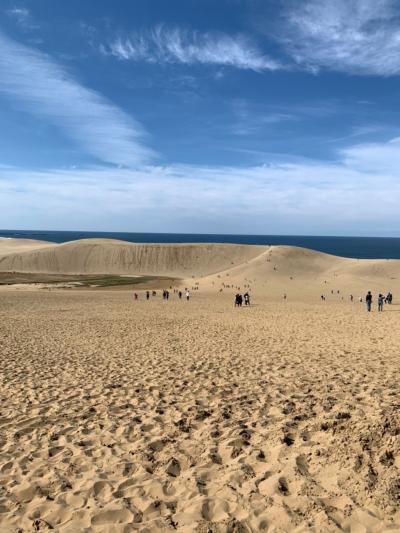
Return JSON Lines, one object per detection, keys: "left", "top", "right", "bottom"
{"left": 386, "top": 292, "right": 393, "bottom": 304}
{"left": 366, "top": 291, "right": 372, "bottom": 312}
{"left": 134, "top": 293, "right": 138, "bottom": 300}
{"left": 186, "top": 290, "right": 190, "bottom": 301}
{"left": 234, "top": 293, "right": 243, "bottom": 307}
{"left": 178, "top": 290, "right": 182, "bottom": 299}
{"left": 378, "top": 294, "right": 384, "bottom": 312}
{"left": 350, "top": 294, "right": 353, "bottom": 302}
{"left": 146, "top": 290, "right": 150, "bottom": 300}
{"left": 244, "top": 292, "right": 250, "bottom": 306}
{"left": 320, "top": 295, "right": 325, "bottom": 301}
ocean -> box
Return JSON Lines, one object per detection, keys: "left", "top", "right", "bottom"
{"left": 1, "top": 229, "right": 400, "bottom": 259}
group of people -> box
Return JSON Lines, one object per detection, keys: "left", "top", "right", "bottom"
{"left": 365, "top": 291, "right": 393, "bottom": 312}
{"left": 234, "top": 292, "right": 251, "bottom": 307}
{"left": 134, "top": 289, "right": 191, "bottom": 301}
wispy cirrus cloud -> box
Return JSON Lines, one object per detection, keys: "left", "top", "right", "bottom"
{"left": 281, "top": 0, "right": 400, "bottom": 76}
{"left": 230, "top": 98, "right": 295, "bottom": 136}
{"left": 341, "top": 136, "right": 400, "bottom": 172}
{"left": 105, "top": 25, "right": 281, "bottom": 72}
{"left": 0, "top": 30, "right": 154, "bottom": 166}
{"left": 7, "top": 7, "right": 30, "bottom": 22}
{"left": 6, "top": 6, "right": 39, "bottom": 31}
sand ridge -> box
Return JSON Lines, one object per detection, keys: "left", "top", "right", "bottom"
{"left": 1, "top": 239, "right": 400, "bottom": 300}
{"left": 0, "top": 239, "right": 267, "bottom": 277}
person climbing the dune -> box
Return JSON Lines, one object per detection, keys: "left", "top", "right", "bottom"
{"left": 378, "top": 293, "right": 384, "bottom": 312}
{"left": 244, "top": 292, "right": 250, "bottom": 306}
{"left": 366, "top": 291, "right": 372, "bottom": 312}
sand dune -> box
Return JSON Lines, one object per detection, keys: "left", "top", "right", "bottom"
{"left": 0, "top": 238, "right": 397, "bottom": 278}
{"left": 0, "top": 238, "right": 53, "bottom": 256}
{"left": 2, "top": 238, "right": 400, "bottom": 530}
{"left": 1, "top": 238, "right": 400, "bottom": 300}
{"left": 0, "top": 239, "right": 266, "bottom": 277}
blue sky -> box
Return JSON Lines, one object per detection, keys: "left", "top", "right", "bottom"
{"left": 1, "top": 0, "right": 400, "bottom": 235}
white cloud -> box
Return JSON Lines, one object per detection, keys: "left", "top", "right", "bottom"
{"left": 0, "top": 31, "right": 154, "bottom": 166}
{"left": 281, "top": 0, "right": 400, "bottom": 76}
{"left": 1, "top": 148, "right": 400, "bottom": 234}
{"left": 7, "top": 7, "right": 30, "bottom": 22}
{"left": 106, "top": 25, "right": 281, "bottom": 72}
{"left": 342, "top": 137, "right": 400, "bottom": 172}
{"left": 230, "top": 99, "right": 295, "bottom": 135}
{"left": 6, "top": 6, "right": 39, "bottom": 31}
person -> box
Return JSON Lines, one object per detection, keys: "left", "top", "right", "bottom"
{"left": 350, "top": 294, "right": 353, "bottom": 302}
{"left": 244, "top": 292, "right": 250, "bottom": 306}
{"left": 186, "top": 290, "right": 190, "bottom": 301}
{"left": 134, "top": 292, "right": 138, "bottom": 300}
{"left": 366, "top": 291, "right": 372, "bottom": 312}
{"left": 234, "top": 293, "right": 242, "bottom": 307}
{"left": 378, "top": 293, "right": 384, "bottom": 312}
{"left": 283, "top": 293, "right": 287, "bottom": 300}
{"left": 146, "top": 290, "right": 150, "bottom": 300}
{"left": 178, "top": 290, "right": 182, "bottom": 299}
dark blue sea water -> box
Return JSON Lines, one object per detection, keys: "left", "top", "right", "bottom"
{"left": 1, "top": 229, "right": 400, "bottom": 259}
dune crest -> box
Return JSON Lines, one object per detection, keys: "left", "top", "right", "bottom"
{"left": 0, "top": 238, "right": 266, "bottom": 277}
{"left": 1, "top": 239, "right": 400, "bottom": 298}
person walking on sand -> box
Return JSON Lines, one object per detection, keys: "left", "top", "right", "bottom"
{"left": 366, "top": 291, "right": 372, "bottom": 312}
{"left": 178, "top": 290, "right": 182, "bottom": 299}
{"left": 378, "top": 293, "right": 384, "bottom": 312}
{"left": 146, "top": 290, "right": 150, "bottom": 300}
{"left": 186, "top": 290, "right": 190, "bottom": 301}
{"left": 244, "top": 292, "right": 250, "bottom": 306}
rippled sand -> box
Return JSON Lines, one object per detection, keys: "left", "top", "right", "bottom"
{"left": 1, "top": 290, "right": 400, "bottom": 532}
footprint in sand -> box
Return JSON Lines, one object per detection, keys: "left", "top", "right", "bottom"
{"left": 91, "top": 508, "right": 133, "bottom": 526}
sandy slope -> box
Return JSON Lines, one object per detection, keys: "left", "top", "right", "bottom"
{"left": 1, "top": 238, "right": 400, "bottom": 531}
{"left": 1, "top": 239, "right": 400, "bottom": 300}
{"left": 1, "top": 291, "right": 400, "bottom": 532}
{"left": 0, "top": 238, "right": 53, "bottom": 256}
{"left": 0, "top": 239, "right": 266, "bottom": 277}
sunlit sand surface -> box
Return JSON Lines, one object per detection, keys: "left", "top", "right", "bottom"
{"left": 1, "top": 239, "right": 400, "bottom": 531}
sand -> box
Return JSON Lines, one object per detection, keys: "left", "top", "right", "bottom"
{"left": 1, "top": 239, "right": 400, "bottom": 532}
